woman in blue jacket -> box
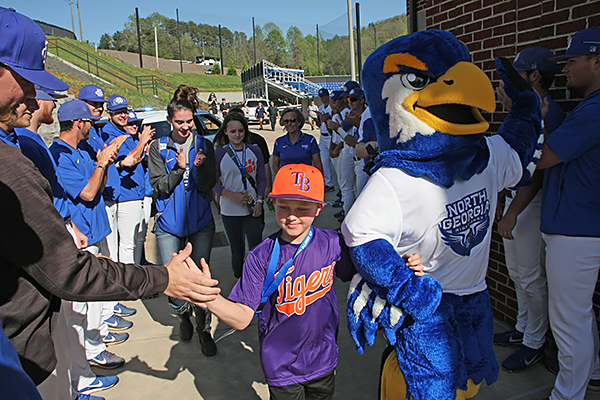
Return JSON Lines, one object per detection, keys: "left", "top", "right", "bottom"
{"left": 148, "top": 85, "right": 218, "bottom": 356}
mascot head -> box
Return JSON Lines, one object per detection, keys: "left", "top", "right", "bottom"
{"left": 362, "top": 30, "right": 496, "bottom": 152}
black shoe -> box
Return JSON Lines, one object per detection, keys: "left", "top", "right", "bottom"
{"left": 199, "top": 332, "right": 217, "bottom": 356}
{"left": 543, "top": 355, "right": 559, "bottom": 375}
{"left": 337, "top": 213, "right": 345, "bottom": 222}
{"left": 334, "top": 210, "right": 344, "bottom": 218}
{"left": 502, "top": 344, "right": 544, "bottom": 372}
{"left": 332, "top": 199, "right": 343, "bottom": 208}
{"left": 179, "top": 312, "right": 194, "bottom": 342}
{"left": 494, "top": 328, "right": 523, "bottom": 346}
{"left": 324, "top": 185, "right": 335, "bottom": 193}
{"left": 336, "top": 190, "right": 342, "bottom": 198}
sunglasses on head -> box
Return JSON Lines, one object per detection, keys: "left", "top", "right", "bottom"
{"left": 282, "top": 118, "right": 297, "bottom": 124}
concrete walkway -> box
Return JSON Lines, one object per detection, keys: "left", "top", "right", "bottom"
{"left": 98, "top": 122, "right": 600, "bottom": 400}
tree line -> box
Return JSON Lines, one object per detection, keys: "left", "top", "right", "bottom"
{"left": 99, "top": 13, "right": 407, "bottom": 76}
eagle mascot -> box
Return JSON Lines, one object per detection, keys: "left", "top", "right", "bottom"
{"left": 341, "top": 30, "right": 543, "bottom": 400}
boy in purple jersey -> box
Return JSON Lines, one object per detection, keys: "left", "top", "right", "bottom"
{"left": 200, "top": 164, "right": 423, "bottom": 399}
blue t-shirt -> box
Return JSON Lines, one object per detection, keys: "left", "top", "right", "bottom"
{"left": 79, "top": 125, "right": 121, "bottom": 202}
{"left": 273, "top": 132, "right": 320, "bottom": 167}
{"left": 16, "top": 128, "right": 72, "bottom": 220}
{"left": 541, "top": 89, "right": 600, "bottom": 237}
{"left": 543, "top": 94, "right": 566, "bottom": 134}
{"left": 104, "top": 125, "right": 146, "bottom": 202}
{"left": 50, "top": 138, "right": 111, "bottom": 244}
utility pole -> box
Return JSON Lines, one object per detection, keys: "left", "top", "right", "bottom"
{"left": 374, "top": 26, "right": 377, "bottom": 48}
{"left": 154, "top": 26, "right": 159, "bottom": 70}
{"left": 252, "top": 17, "right": 256, "bottom": 65}
{"left": 75, "top": 0, "right": 83, "bottom": 41}
{"left": 316, "top": 24, "right": 320, "bottom": 74}
{"left": 219, "top": 24, "right": 223, "bottom": 75}
{"left": 135, "top": 8, "right": 143, "bottom": 68}
{"left": 176, "top": 8, "right": 183, "bottom": 73}
{"left": 347, "top": 0, "right": 356, "bottom": 81}
{"left": 356, "top": 3, "right": 362, "bottom": 81}
{"left": 68, "top": 0, "right": 76, "bottom": 39}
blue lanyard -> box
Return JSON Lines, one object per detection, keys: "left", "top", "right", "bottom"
{"left": 257, "top": 226, "right": 314, "bottom": 314}
{"left": 228, "top": 143, "right": 247, "bottom": 190}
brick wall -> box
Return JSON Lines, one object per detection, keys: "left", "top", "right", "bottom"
{"left": 412, "top": 0, "right": 600, "bottom": 326}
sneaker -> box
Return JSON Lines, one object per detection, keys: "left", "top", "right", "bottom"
{"left": 103, "top": 315, "right": 133, "bottom": 331}
{"left": 79, "top": 375, "right": 119, "bottom": 394}
{"left": 502, "top": 344, "right": 544, "bottom": 372}
{"left": 88, "top": 350, "right": 125, "bottom": 369}
{"left": 336, "top": 190, "right": 342, "bottom": 198}
{"left": 103, "top": 332, "right": 129, "bottom": 346}
{"left": 334, "top": 210, "right": 344, "bottom": 219}
{"left": 589, "top": 379, "right": 600, "bottom": 391}
{"left": 324, "top": 185, "right": 335, "bottom": 193}
{"left": 113, "top": 303, "right": 136, "bottom": 317}
{"left": 332, "top": 199, "right": 344, "bottom": 208}
{"left": 494, "top": 328, "right": 523, "bottom": 346}
{"left": 78, "top": 395, "right": 105, "bottom": 400}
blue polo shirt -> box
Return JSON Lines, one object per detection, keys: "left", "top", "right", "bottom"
{"left": 0, "top": 127, "right": 19, "bottom": 147}
{"left": 16, "top": 128, "right": 72, "bottom": 220}
{"left": 544, "top": 94, "right": 566, "bottom": 134}
{"left": 273, "top": 131, "right": 320, "bottom": 167}
{"left": 50, "top": 138, "right": 111, "bottom": 244}
{"left": 104, "top": 124, "right": 146, "bottom": 202}
{"left": 79, "top": 125, "right": 121, "bottom": 202}
{"left": 541, "top": 89, "right": 600, "bottom": 237}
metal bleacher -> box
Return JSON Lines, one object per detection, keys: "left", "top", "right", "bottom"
{"left": 241, "top": 60, "right": 346, "bottom": 105}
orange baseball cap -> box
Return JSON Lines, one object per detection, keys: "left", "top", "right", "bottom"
{"left": 269, "top": 164, "right": 325, "bottom": 204}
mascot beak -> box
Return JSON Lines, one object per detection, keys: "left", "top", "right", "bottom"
{"left": 402, "top": 62, "right": 496, "bottom": 135}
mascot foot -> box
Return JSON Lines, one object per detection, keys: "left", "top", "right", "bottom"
{"left": 380, "top": 348, "right": 481, "bottom": 400}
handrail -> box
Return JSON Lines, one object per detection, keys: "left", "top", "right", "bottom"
{"left": 47, "top": 37, "right": 177, "bottom": 96}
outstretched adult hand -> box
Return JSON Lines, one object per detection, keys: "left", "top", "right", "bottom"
{"left": 163, "top": 243, "right": 220, "bottom": 306}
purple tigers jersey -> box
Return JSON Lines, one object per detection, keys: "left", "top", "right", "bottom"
{"left": 228, "top": 226, "right": 354, "bottom": 387}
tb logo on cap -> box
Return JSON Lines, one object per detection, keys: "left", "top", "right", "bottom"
{"left": 292, "top": 172, "right": 310, "bottom": 192}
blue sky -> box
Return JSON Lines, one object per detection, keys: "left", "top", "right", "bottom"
{"left": 6, "top": 1, "right": 406, "bottom": 45}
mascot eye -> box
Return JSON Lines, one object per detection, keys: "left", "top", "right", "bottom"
{"left": 401, "top": 73, "right": 430, "bottom": 90}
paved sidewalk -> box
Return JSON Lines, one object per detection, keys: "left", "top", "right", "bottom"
{"left": 98, "top": 123, "right": 600, "bottom": 400}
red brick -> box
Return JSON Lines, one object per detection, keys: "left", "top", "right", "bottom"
{"left": 498, "top": 282, "right": 516, "bottom": 296}
{"left": 541, "top": 0, "right": 555, "bottom": 12}
{"left": 493, "top": 0, "right": 516, "bottom": 14}
{"left": 518, "top": 30, "right": 542, "bottom": 43}
{"left": 517, "top": 16, "right": 542, "bottom": 31}
{"left": 540, "top": 26, "right": 556, "bottom": 38}
{"left": 465, "top": 21, "right": 482, "bottom": 33}
{"left": 449, "top": 6, "right": 464, "bottom": 18}
{"left": 488, "top": 286, "right": 507, "bottom": 303}
{"left": 484, "top": 37, "right": 503, "bottom": 48}
{"left": 590, "top": 14, "right": 600, "bottom": 27}
{"left": 456, "top": 13, "right": 473, "bottom": 26}
{"left": 482, "top": 60, "right": 496, "bottom": 71}
{"left": 473, "top": 49, "right": 491, "bottom": 61}
{"left": 557, "top": 19, "right": 587, "bottom": 35}
{"left": 483, "top": 15, "right": 503, "bottom": 28}
{"left": 426, "top": 5, "right": 440, "bottom": 16}
{"left": 518, "top": 0, "right": 542, "bottom": 7}
{"left": 449, "top": 26, "right": 465, "bottom": 36}
{"left": 457, "top": 33, "right": 473, "bottom": 43}
{"left": 493, "top": 24, "right": 515, "bottom": 36}
{"left": 504, "top": 11, "right": 516, "bottom": 23}
{"left": 440, "top": 0, "right": 455, "bottom": 12}
{"left": 474, "top": 7, "right": 492, "bottom": 20}
{"left": 537, "top": 37, "right": 568, "bottom": 51}
{"left": 427, "top": 17, "right": 434, "bottom": 26}
{"left": 434, "top": 12, "right": 449, "bottom": 23}
{"left": 506, "top": 297, "right": 518, "bottom": 312}
{"left": 467, "top": 41, "right": 482, "bottom": 52}
{"left": 518, "top": 4, "right": 542, "bottom": 20}
{"left": 464, "top": 0, "right": 481, "bottom": 12}
{"left": 539, "top": 9, "right": 570, "bottom": 24}
{"left": 556, "top": 0, "right": 583, "bottom": 9}
{"left": 504, "top": 34, "right": 516, "bottom": 45}
{"left": 474, "top": 28, "right": 493, "bottom": 41}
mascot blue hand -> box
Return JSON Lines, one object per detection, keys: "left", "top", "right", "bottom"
{"left": 496, "top": 56, "right": 544, "bottom": 188}
{"left": 349, "top": 239, "right": 442, "bottom": 321}
{"left": 347, "top": 274, "right": 407, "bottom": 353}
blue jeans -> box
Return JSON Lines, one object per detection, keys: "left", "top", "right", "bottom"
{"left": 221, "top": 214, "right": 264, "bottom": 278}
{"left": 155, "top": 219, "right": 215, "bottom": 313}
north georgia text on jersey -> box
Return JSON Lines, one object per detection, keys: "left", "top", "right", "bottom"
{"left": 439, "top": 188, "right": 491, "bottom": 257}
{"left": 275, "top": 262, "right": 336, "bottom": 317}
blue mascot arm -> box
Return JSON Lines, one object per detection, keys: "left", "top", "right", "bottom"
{"left": 495, "top": 57, "right": 544, "bottom": 188}
{"left": 346, "top": 239, "right": 443, "bottom": 353}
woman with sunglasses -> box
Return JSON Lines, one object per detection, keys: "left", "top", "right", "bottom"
{"left": 272, "top": 107, "right": 323, "bottom": 174}
{"left": 213, "top": 113, "right": 267, "bottom": 278}
{"left": 208, "top": 92, "right": 218, "bottom": 116}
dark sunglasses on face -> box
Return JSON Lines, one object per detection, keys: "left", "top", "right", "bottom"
{"left": 348, "top": 97, "right": 361, "bottom": 102}
{"left": 282, "top": 118, "right": 297, "bottom": 124}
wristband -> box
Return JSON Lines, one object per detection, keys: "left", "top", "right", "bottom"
{"left": 96, "top": 164, "right": 106, "bottom": 172}
{"left": 256, "top": 199, "right": 264, "bottom": 204}
{"left": 115, "top": 160, "right": 122, "bottom": 169}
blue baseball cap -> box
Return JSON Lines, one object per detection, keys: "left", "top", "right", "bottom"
{"left": 318, "top": 88, "right": 329, "bottom": 97}
{"left": 342, "top": 80, "right": 360, "bottom": 96}
{"left": 347, "top": 87, "right": 365, "bottom": 99}
{"left": 78, "top": 85, "right": 106, "bottom": 102}
{"left": 330, "top": 90, "right": 345, "bottom": 100}
{"left": 106, "top": 94, "right": 128, "bottom": 111}
{"left": 57, "top": 100, "right": 101, "bottom": 122}
{"left": 35, "top": 85, "right": 67, "bottom": 101}
{"left": 513, "top": 47, "right": 558, "bottom": 73}
{"left": 0, "top": 7, "right": 68, "bottom": 91}
{"left": 127, "top": 110, "right": 142, "bottom": 123}
{"left": 552, "top": 26, "right": 600, "bottom": 59}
